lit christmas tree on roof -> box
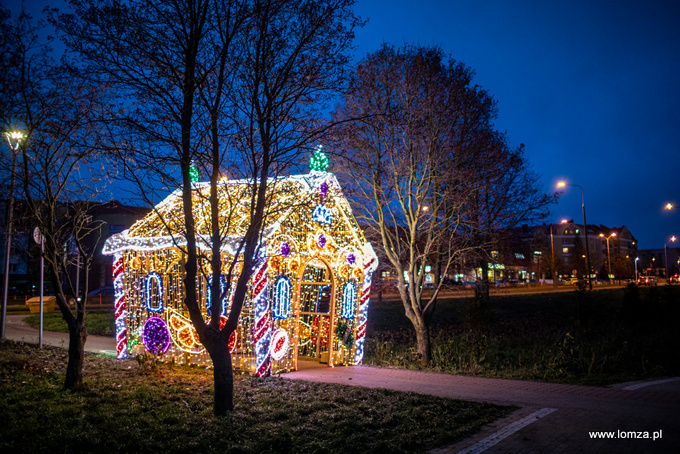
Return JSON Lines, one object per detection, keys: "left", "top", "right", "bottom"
{"left": 309, "top": 145, "right": 329, "bottom": 172}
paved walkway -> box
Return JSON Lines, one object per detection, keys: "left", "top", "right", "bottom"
{"left": 4, "top": 314, "right": 117, "bottom": 356}
{"left": 286, "top": 364, "right": 680, "bottom": 453}
{"left": 5, "top": 315, "right": 680, "bottom": 452}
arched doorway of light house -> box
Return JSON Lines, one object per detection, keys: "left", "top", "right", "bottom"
{"left": 295, "top": 257, "right": 335, "bottom": 365}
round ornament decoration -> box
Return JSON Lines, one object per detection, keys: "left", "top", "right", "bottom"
{"left": 319, "top": 181, "right": 329, "bottom": 196}
{"left": 347, "top": 253, "right": 356, "bottom": 265}
{"left": 317, "top": 233, "right": 327, "bottom": 248}
{"left": 143, "top": 316, "right": 171, "bottom": 356}
{"left": 270, "top": 328, "right": 290, "bottom": 361}
{"left": 280, "top": 242, "right": 291, "bottom": 257}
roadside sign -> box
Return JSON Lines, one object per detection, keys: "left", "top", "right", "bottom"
{"left": 33, "top": 227, "right": 44, "bottom": 244}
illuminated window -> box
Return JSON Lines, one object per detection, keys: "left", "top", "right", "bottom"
{"left": 562, "top": 247, "right": 569, "bottom": 254}
{"left": 144, "top": 271, "right": 164, "bottom": 313}
{"left": 207, "top": 275, "right": 228, "bottom": 316}
{"left": 341, "top": 283, "right": 356, "bottom": 319}
{"left": 273, "top": 276, "right": 292, "bottom": 319}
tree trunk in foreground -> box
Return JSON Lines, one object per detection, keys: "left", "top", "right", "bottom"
{"left": 206, "top": 335, "right": 234, "bottom": 415}
{"left": 414, "top": 318, "right": 432, "bottom": 366}
{"left": 65, "top": 322, "right": 87, "bottom": 389}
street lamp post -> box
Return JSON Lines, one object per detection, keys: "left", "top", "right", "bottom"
{"left": 599, "top": 232, "right": 616, "bottom": 284}
{"left": 558, "top": 182, "right": 592, "bottom": 290}
{"left": 635, "top": 257, "right": 639, "bottom": 282}
{"left": 664, "top": 235, "right": 676, "bottom": 280}
{"left": 549, "top": 219, "right": 568, "bottom": 287}
{"left": 1, "top": 131, "right": 23, "bottom": 339}
{"left": 550, "top": 224, "right": 556, "bottom": 286}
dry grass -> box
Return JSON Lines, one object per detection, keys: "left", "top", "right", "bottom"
{"left": 0, "top": 340, "right": 513, "bottom": 454}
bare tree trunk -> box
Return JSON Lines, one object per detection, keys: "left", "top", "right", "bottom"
{"left": 207, "top": 336, "right": 234, "bottom": 415}
{"left": 414, "top": 318, "right": 431, "bottom": 365}
{"left": 474, "top": 259, "right": 490, "bottom": 307}
{"left": 64, "top": 321, "right": 87, "bottom": 389}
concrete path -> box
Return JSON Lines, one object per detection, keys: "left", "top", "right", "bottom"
{"left": 5, "top": 315, "right": 679, "bottom": 452}
{"left": 286, "top": 364, "right": 680, "bottom": 453}
{"left": 3, "top": 314, "right": 117, "bottom": 356}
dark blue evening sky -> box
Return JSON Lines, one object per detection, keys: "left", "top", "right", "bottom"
{"left": 352, "top": 0, "right": 680, "bottom": 249}
{"left": 9, "top": 0, "right": 680, "bottom": 249}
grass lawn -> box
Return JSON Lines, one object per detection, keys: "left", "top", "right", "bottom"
{"left": 365, "top": 285, "right": 680, "bottom": 386}
{"left": 19, "top": 284, "right": 679, "bottom": 387}
{"left": 0, "top": 341, "right": 513, "bottom": 454}
{"left": 24, "top": 310, "right": 116, "bottom": 337}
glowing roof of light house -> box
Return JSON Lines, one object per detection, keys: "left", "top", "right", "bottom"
{"left": 102, "top": 170, "right": 377, "bottom": 264}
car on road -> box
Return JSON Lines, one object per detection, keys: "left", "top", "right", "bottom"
{"left": 88, "top": 286, "right": 115, "bottom": 296}
{"left": 668, "top": 274, "right": 679, "bottom": 284}
{"left": 637, "top": 276, "right": 658, "bottom": 286}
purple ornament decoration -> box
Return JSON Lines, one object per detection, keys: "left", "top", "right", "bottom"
{"left": 319, "top": 182, "right": 329, "bottom": 196}
{"left": 347, "top": 253, "right": 356, "bottom": 265}
{"left": 318, "top": 234, "right": 327, "bottom": 248}
{"left": 143, "top": 316, "right": 171, "bottom": 356}
{"left": 280, "top": 242, "right": 291, "bottom": 257}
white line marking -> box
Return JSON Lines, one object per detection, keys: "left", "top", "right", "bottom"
{"left": 622, "top": 377, "right": 680, "bottom": 390}
{"left": 457, "top": 408, "right": 558, "bottom": 454}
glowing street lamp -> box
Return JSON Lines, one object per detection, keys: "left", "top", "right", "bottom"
{"left": 1, "top": 130, "right": 24, "bottom": 339}
{"left": 635, "top": 257, "right": 639, "bottom": 282}
{"left": 665, "top": 203, "right": 673, "bottom": 211}
{"left": 557, "top": 181, "right": 592, "bottom": 289}
{"left": 599, "top": 232, "right": 616, "bottom": 284}
{"left": 665, "top": 235, "right": 677, "bottom": 279}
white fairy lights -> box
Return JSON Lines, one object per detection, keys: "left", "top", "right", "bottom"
{"left": 103, "top": 148, "right": 377, "bottom": 373}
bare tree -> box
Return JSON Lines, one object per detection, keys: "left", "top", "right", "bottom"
{"left": 331, "top": 44, "right": 490, "bottom": 364}
{"left": 59, "top": 0, "right": 361, "bottom": 414}
{"left": 332, "top": 44, "right": 554, "bottom": 363}
{"left": 461, "top": 132, "right": 556, "bottom": 304}
{"left": 1, "top": 6, "right": 110, "bottom": 388}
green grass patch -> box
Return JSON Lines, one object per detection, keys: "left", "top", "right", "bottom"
{"left": 24, "top": 311, "right": 115, "bottom": 337}
{"left": 0, "top": 341, "right": 512, "bottom": 453}
{"left": 365, "top": 286, "right": 680, "bottom": 386}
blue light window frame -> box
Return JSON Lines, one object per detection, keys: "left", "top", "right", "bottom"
{"left": 341, "top": 282, "right": 356, "bottom": 319}
{"left": 144, "top": 271, "right": 164, "bottom": 313}
{"left": 273, "top": 276, "right": 292, "bottom": 319}
{"left": 207, "top": 275, "right": 229, "bottom": 317}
